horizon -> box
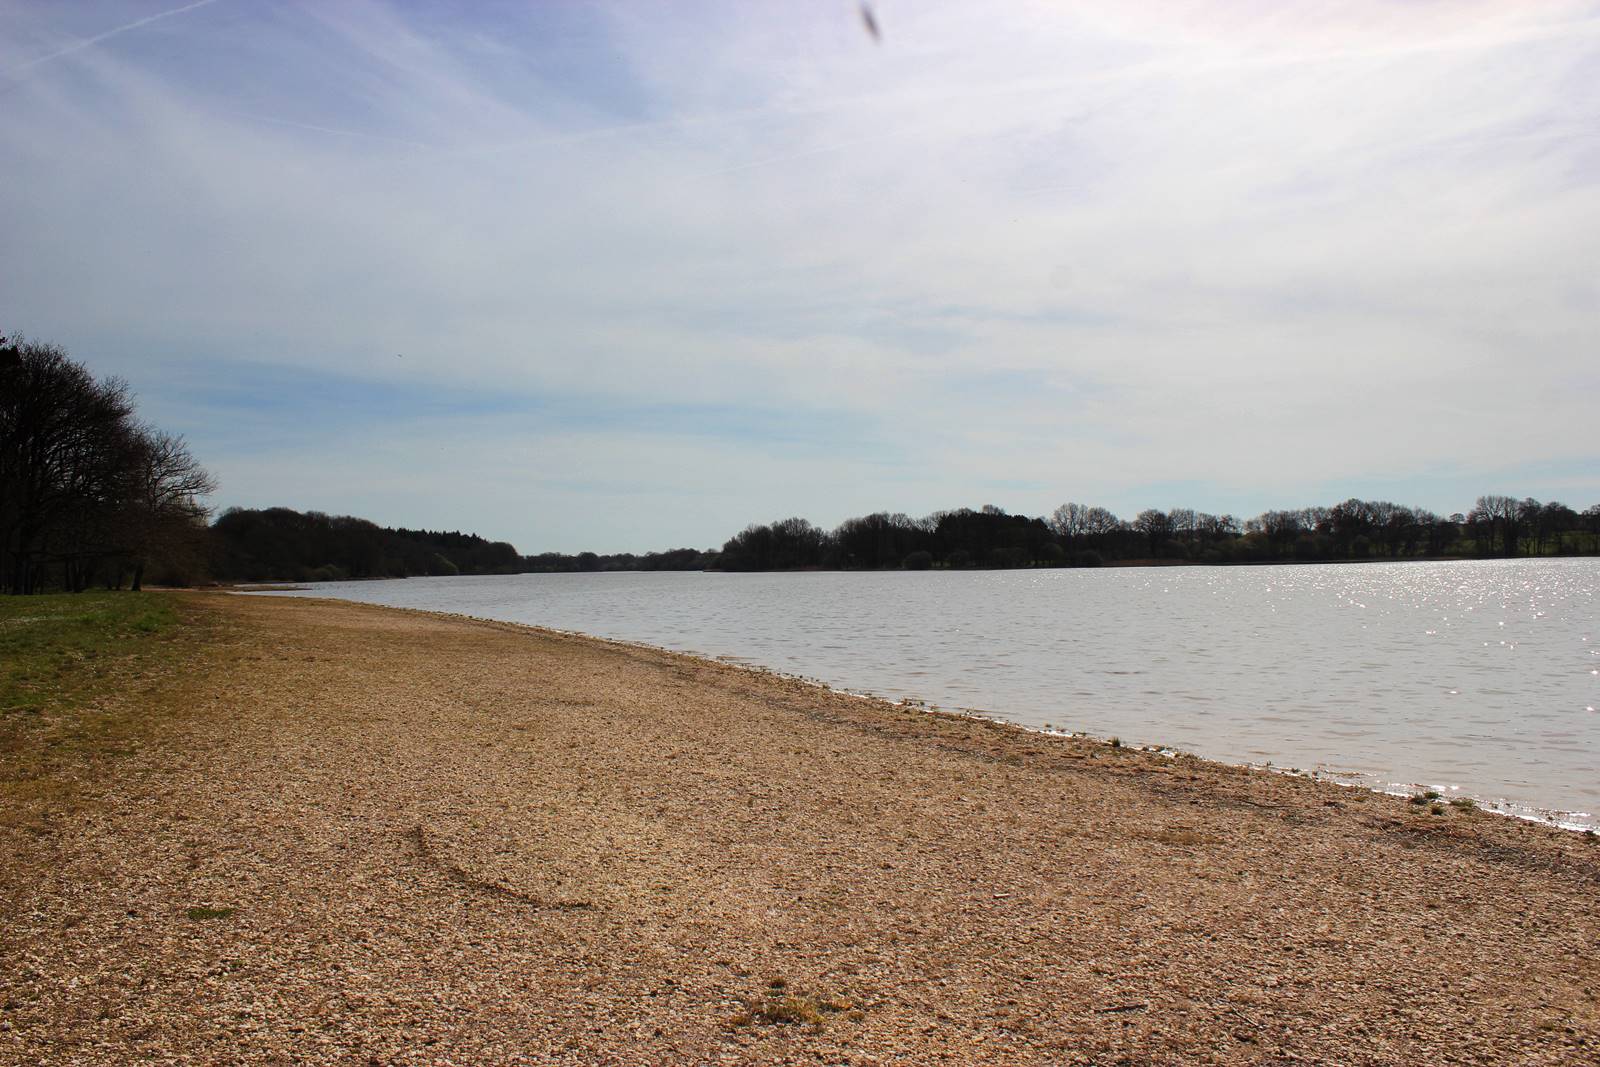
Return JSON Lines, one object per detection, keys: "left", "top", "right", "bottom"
{"left": 4, "top": 1, "right": 1597, "bottom": 553}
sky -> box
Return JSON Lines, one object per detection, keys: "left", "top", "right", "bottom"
{"left": 2, "top": 1, "right": 1597, "bottom": 553}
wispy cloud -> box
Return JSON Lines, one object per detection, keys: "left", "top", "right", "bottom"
{"left": 1, "top": 0, "right": 222, "bottom": 80}
{"left": 1, "top": 0, "right": 1596, "bottom": 550}
{"left": 223, "top": 110, "right": 433, "bottom": 150}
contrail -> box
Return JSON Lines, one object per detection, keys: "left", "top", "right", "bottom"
{"left": 2, "top": 0, "right": 223, "bottom": 78}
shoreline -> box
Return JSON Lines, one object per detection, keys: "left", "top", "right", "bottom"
{"left": 240, "top": 587, "right": 1600, "bottom": 835}
{"left": 5, "top": 591, "right": 1597, "bottom": 1064}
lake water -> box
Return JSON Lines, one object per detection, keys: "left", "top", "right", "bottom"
{"left": 256, "top": 559, "right": 1600, "bottom": 828}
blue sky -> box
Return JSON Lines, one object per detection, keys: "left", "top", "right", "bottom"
{"left": 2, "top": 1, "right": 1597, "bottom": 551}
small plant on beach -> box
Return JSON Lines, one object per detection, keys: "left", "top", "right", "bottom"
{"left": 186, "top": 905, "right": 235, "bottom": 921}
{"left": 726, "top": 985, "right": 858, "bottom": 1031}
{"left": 1108, "top": 736, "right": 1122, "bottom": 748}
{"left": 1430, "top": 803, "right": 1445, "bottom": 815}
{"left": 1409, "top": 790, "right": 1442, "bottom": 806}
{"left": 1449, "top": 797, "right": 1477, "bottom": 812}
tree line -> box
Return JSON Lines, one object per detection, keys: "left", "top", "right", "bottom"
{"left": 209, "top": 507, "right": 525, "bottom": 583}
{"left": 1, "top": 335, "right": 214, "bottom": 594}
{"left": 711, "top": 497, "right": 1600, "bottom": 572}
{"left": 208, "top": 498, "right": 1600, "bottom": 582}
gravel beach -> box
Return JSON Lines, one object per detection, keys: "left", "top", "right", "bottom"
{"left": 2, "top": 591, "right": 1597, "bottom": 1065}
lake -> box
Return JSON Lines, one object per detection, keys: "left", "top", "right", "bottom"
{"left": 256, "top": 558, "right": 1600, "bottom": 828}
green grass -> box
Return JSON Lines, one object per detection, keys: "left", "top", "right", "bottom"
{"left": 0, "top": 591, "right": 178, "bottom": 718}
{"left": 186, "top": 905, "right": 236, "bottom": 921}
{"left": 0, "top": 590, "right": 206, "bottom": 829}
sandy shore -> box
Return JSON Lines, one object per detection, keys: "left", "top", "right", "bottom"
{"left": 2, "top": 592, "right": 1597, "bottom": 1065}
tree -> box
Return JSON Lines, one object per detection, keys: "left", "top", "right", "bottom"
{"left": 1050, "top": 502, "right": 1120, "bottom": 548}
{"left": 1049, "top": 502, "right": 1091, "bottom": 542}
{"left": 1194, "top": 512, "right": 1237, "bottom": 542}
{"left": 1252, "top": 509, "right": 1303, "bottom": 558}
{"left": 835, "top": 512, "right": 923, "bottom": 569}
{"left": 1475, "top": 495, "right": 1520, "bottom": 557}
{"left": 718, "top": 517, "right": 831, "bottom": 571}
{"left": 1082, "top": 507, "right": 1120, "bottom": 539}
{"left": 1326, "top": 499, "right": 1376, "bottom": 558}
{"left": 2, "top": 339, "right": 137, "bottom": 593}
{"left": 1132, "top": 509, "right": 1173, "bottom": 555}
{"left": 120, "top": 427, "right": 216, "bottom": 590}
{"left": 1167, "top": 507, "right": 1198, "bottom": 547}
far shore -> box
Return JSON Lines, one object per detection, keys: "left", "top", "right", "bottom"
{"left": 224, "top": 551, "right": 1575, "bottom": 586}
{"left": 3, "top": 591, "right": 1597, "bottom": 1064}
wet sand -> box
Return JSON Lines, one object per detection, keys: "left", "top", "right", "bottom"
{"left": 2, "top": 592, "right": 1597, "bottom": 1064}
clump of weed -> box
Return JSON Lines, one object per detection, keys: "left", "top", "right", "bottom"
{"left": 1108, "top": 737, "right": 1122, "bottom": 748}
{"left": 755, "top": 997, "right": 825, "bottom": 1026}
{"left": 1409, "top": 790, "right": 1442, "bottom": 806}
{"left": 1449, "top": 797, "right": 1477, "bottom": 812}
{"left": 186, "top": 905, "right": 235, "bottom": 921}
{"left": 726, "top": 983, "right": 859, "bottom": 1031}
{"left": 1430, "top": 803, "right": 1445, "bottom": 815}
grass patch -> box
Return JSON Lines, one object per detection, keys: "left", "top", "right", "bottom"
{"left": 726, "top": 982, "right": 860, "bottom": 1031}
{"left": 1449, "top": 797, "right": 1477, "bottom": 812}
{"left": 1409, "top": 790, "right": 1442, "bottom": 806}
{"left": 1, "top": 591, "right": 178, "bottom": 718}
{"left": 186, "top": 905, "right": 236, "bottom": 921}
{"left": 0, "top": 591, "right": 213, "bottom": 829}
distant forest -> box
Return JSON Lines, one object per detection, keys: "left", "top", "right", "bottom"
{"left": 210, "top": 496, "right": 1600, "bottom": 583}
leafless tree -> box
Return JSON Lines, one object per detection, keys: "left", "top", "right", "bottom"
{"left": 1, "top": 340, "right": 135, "bottom": 592}
{"left": 1, "top": 337, "right": 213, "bottom": 592}
{"left": 1475, "top": 495, "right": 1521, "bottom": 557}
{"left": 1133, "top": 508, "right": 1173, "bottom": 554}
{"left": 120, "top": 426, "right": 217, "bottom": 590}
{"left": 1048, "top": 502, "right": 1090, "bottom": 541}
{"left": 1049, "top": 502, "right": 1120, "bottom": 544}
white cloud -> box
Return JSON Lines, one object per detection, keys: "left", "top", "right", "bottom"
{"left": 1, "top": 0, "right": 1596, "bottom": 549}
